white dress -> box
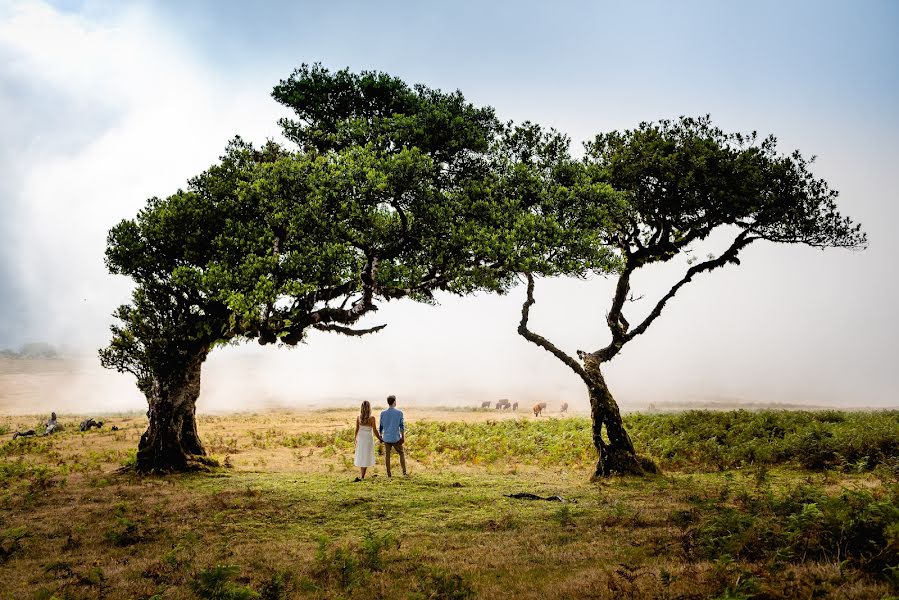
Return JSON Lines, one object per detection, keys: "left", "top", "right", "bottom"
{"left": 354, "top": 424, "right": 376, "bottom": 467}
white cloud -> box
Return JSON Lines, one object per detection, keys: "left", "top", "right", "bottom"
{"left": 1, "top": 0, "right": 286, "bottom": 349}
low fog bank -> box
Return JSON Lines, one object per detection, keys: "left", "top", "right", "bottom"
{"left": 2, "top": 256, "right": 897, "bottom": 416}
{"left": 2, "top": 304, "right": 895, "bottom": 418}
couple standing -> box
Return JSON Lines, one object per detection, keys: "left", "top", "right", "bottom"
{"left": 354, "top": 395, "right": 407, "bottom": 480}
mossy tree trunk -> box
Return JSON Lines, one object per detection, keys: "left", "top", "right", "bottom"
{"left": 583, "top": 354, "right": 648, "bottom": 478}
{"left": 137, "top": 351, "right": 210, "bottom": 472}
{"left": 519, "top": 273, "right": 655, "bottom": 479}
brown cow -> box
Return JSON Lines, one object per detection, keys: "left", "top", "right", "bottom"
{"left": 533, "top": 402, "right": 547, "bottom": 417}
{"left": 560, "top": 402, "right": 568, "bottom": 414}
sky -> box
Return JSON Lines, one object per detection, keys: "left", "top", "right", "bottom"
{"left": 0, "top": 0, "right": 897, "bottom": 413}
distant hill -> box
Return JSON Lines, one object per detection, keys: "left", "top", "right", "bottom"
{"left": 0, "top": 342, "right": 60, "bottom": 359}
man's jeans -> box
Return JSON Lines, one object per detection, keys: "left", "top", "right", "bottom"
{"left": 384, "top": 441, "right": 407, "bottom": 477}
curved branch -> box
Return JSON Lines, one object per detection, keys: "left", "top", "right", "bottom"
{"left": 595, "top": 231, "right": 759, "bottom": 362}
{"left": 624, "top": 232, "right": 759, "bottom": 343}
{"left": 604, "top": 264, "right": 634, "bottom": 350}
{"left": 313, "top": 323, "right": 387, "bottom": 336}
{"left": 517, "top": 273, "right": 592, "bottom": 386}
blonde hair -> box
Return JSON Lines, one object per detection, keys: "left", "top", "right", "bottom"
{"left": 360, "top": 400, "right": 371, "bottom": 424}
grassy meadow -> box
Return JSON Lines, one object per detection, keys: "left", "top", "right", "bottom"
{"left": 0, "top": 408, "right": 897, "bottom": 599}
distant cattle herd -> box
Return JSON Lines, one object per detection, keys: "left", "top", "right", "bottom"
{"left": 477, "top": 400, "right": 569, "bottom": 415}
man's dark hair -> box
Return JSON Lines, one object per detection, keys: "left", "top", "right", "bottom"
{"left": 387, "top": 395, "right": 396, "bottom": 406}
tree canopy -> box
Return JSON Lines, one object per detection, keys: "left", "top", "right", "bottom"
{"left": 100, "top": 65, "right": 866, "bottom": 476}
{"left": 99, "top": 65, "right": 618, "bottom": 471}
{"left": 518, "top": 115, "right": 867, "bottom": 477}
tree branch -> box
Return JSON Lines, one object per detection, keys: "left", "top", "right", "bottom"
{"left": 624, "top": 231, "right": 759, "bottom": 343}
{"left": 312, "top": 323, "right": 387, "bottom": 336}
{"left": 265, "top": 253, "right": 382, "bottom": 346}
{"left": 517, "top": 273, "right": 591, "bottom": 386}
{"left": 605, "top": 264, "right": 634, "bottom": 344}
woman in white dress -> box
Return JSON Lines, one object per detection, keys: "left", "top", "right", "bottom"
{"left": 354, "top": 400, "right": 382, "bottom": 480}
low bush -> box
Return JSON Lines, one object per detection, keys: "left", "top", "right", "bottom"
{"left": 276, "top": 410, "right": 899, "bottom": 472}
{"left": 677, "top": 484, "right": 899, "bottom": 578}
{"left": 416, "top": 567, "right": 476, "bottom": 600}
{"left": 191, "top": 565, "right": 259, "bottom": 600}
{"left": 312, "top": 536, "right": 360, "bottom": 591}
{"left": 627, "top": 410, "right": 899, "bottom": 472}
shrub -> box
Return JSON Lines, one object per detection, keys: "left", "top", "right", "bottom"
{"left": 259, "top": 571, "right": 291, "bottom": 600}
{"left": 121, "top": 449, "right": 138, "bottom": 470}
{"left": 678, "top": 485, "right": 899, "bottom": 578}
{"left": 276, "top": 410, "right": 898, "bottom": 472}
{"left": 312, "top": 536, "right": 359, "bottom": 591}
{"left": 191, "top": 565, "right": 259, "bottom": 600}
{"left": 360, "top": 529, "right": 398, "bottom": 571}
{"left": 417, "top": 567, "right": 476, "bottom": 600}
{"left": 628, "top": 410, "right": 899, "bottom": 472}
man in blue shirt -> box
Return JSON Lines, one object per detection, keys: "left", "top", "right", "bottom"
{"left": 378, "top": 395, "right": 407, "bottom": 477}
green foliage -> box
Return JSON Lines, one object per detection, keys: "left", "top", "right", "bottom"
{"left": 384, "top": 418, "right": 593, "bottom": 466}
{"left": 282, "top": 411, "right": 898, "bottom": 473}
{"left": 102, "top": 65, "right": 597, "bottom": 404}
{"left": 106, "top": 503, "right": 142, "bottom": 547}
{"left": 585, "top": 115, "right": 867, "bottom": 255}
{"left": 415, "top": 567, "right": 476, "bottom": 600}
{"left": 258, "top": 571, "right": 291, "bottom": 600}
{"left": 679, "top": 485, "right": 899, "bottom": 578}
{"left": 627, "top": 410, "right": 899, "bottom": 471}
{"left": 120, "top": 448, "right": 138, "bottom": 470}
{"left": 191, "top": 565, "right": 260, "bottom": 600}
{"left": 359, "top": 529, "right": 398, "bottom": 571}
{"left": 312, "top": 536, "right": 360, "bottom": 591}
{"left": 273, "top": 63, "right": 497, "bottom": 162}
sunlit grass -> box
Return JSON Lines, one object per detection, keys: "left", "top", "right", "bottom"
{"left": 0, "top": 408, "right": 896, "bottom": 599}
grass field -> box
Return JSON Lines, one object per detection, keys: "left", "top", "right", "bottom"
{"left": 0, "top": 408, "right": 897, "bottom": 599}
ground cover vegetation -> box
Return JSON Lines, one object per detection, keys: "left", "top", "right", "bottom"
{"left": 0, "top": 409, "right": 896, "bottom": 599}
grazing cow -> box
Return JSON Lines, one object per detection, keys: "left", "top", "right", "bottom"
{"left": 480, "top": 401, "right": 492, "bottom": 409}
{"left": 533, "top": 402, "right": 547, "bottom": 417}
{"left": 496, "top": 399, "right": 511, "bottom": 410}
{"left": 560, "top": 402, "right": 568, "bottom": 414}
{"left": 512, "top": 402, "right": 518, "bottom": 411}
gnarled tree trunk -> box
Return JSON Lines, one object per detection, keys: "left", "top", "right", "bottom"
{"left": 137, "top": 351, "right": 211, "bottom": 472}
{"left": 518, "top": 272, "right": 656, "bottom": 479}
{"left": 179, "top": 400, "right": 205, "bottom": 456}
{"left": 584, "top": 354, "right": 654, "bottom": 478}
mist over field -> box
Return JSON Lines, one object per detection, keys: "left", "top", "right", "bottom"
{"left": 3, "top": 5, "right": 899, "bottom": 599}
{"left": 1, "top": 0, "right": 897, "bottom": 415}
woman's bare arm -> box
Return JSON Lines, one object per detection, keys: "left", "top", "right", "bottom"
{"left": 354, "top": 416, "right": 360, "bottom": 444}
{"left": 371, "top": 417, "right": 383, "bottom": 442}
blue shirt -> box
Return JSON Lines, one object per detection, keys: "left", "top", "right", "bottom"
{"left": 379, "top": 406, "right": 405, "bottom": 443}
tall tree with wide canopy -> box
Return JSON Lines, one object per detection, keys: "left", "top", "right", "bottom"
{"left": 101, "top": 65, "right": 528, "bottom": 472}
{"left": 517, "top": 116, "right": 867, "bottom": 478}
